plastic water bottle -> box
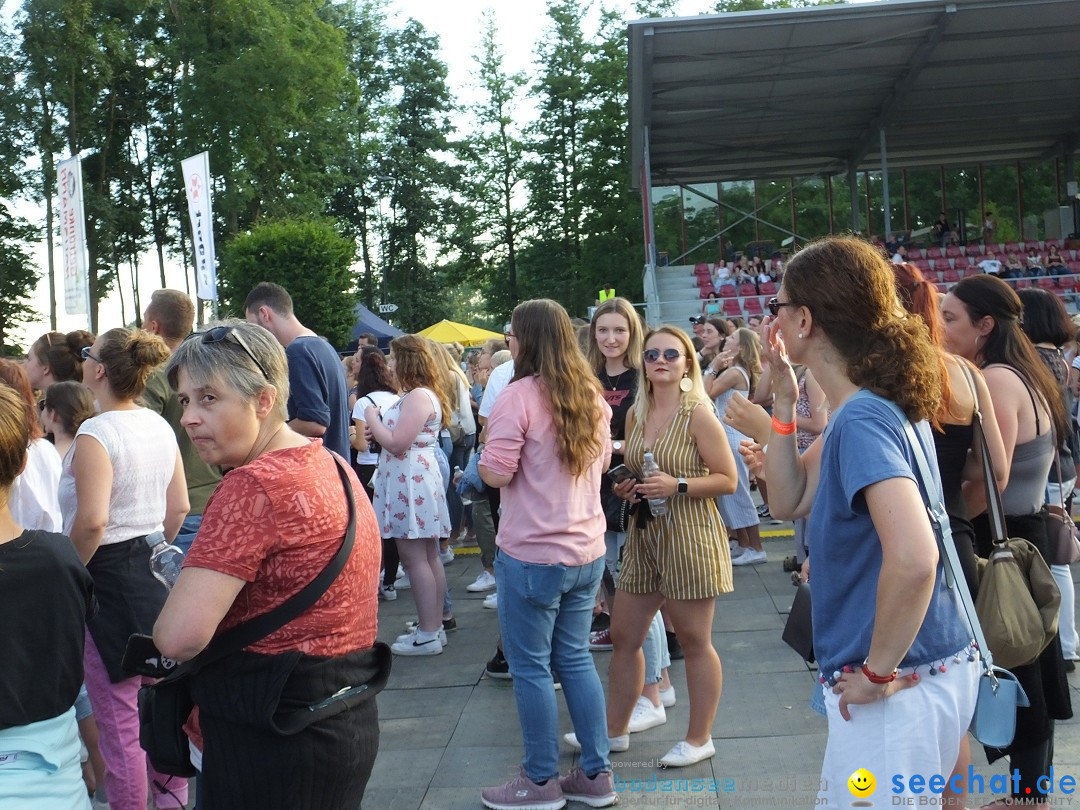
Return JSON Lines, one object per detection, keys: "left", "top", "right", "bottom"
{"left": 642, "top": 452, "right": 668, "bottom": 516}
{"left": 453, "top": 466, "right": 473, "bottom": 505}
{"left": 146, "top": 531, "right": 183, "bottom": 588}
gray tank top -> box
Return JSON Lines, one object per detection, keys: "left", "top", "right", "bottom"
{"left": 987, "top": 364, "right": 1054, "bottom": 515}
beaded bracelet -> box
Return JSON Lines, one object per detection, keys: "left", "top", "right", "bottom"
{"left": 861, "top": 662, "right": 898, "bottom": 684}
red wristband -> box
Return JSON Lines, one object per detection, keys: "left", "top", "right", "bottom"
{"left": 861, "top": 662, "right": 897, "bottom": 684}
{"left": 771, "top": 416, "right": 796, "bottom": 435}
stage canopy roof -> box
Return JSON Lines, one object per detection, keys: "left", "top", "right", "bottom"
{"left": 628, "top": 0, "right": 1080, "bottom": 189}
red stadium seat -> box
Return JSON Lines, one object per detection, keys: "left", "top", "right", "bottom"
{"left": 1037, "top": 277, "right": 1057, "bottom": 290}
{"left": 927, "top": 246, "right": 944, "bottom": 259}
{"left": 695, "top": 263, "right": 709, "bottom": 272}
{"left": 719, "top": 285, "right": 737, "bottom": 298}
{"left": 942, "top": 269, "right": 959, "bottom": 283}
{"left": 723, "top": 299, "right": 741, "bottom": 317}
{"left": 738, "top": 283, "right": 757, "bottom": 297}
{"left": 1004, "top": 242, "right": 1021, "bottom": 254}
{"left": 744, "top": 297, "right": 764, "bottom": 316}
{"left": 1015, "top": 278, "right": 1032, "bottom": 289}
{"left": 758, "top": 281, "right": 777, "bottom": 296}
{"left": 945, "top": 245, "right": 962, "bottom": 258}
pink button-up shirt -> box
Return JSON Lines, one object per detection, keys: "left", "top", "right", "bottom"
{"left": 482, "top": 376, "right": 611, "bottom": 566}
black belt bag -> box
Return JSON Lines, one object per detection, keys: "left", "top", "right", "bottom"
{"left": 132, "top": 453, "right": 384, "bottom": 776}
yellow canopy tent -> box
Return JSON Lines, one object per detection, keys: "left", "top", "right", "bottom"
{"left": 417, "top": 320, "right": 504, "bottom": 348}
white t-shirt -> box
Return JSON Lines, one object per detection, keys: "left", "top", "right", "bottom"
{"left": 351, "top": 389, "right": 400, "bottom": 466}
{"left": 10, "top": 438, "right": 62, "bottom": 532}
{"left": 978, "top": 259, "right": 1002, "bottom": 275}
{"left": 479, "top": 360, "right": 516, "bottom": 420}
{"left": 58, "top": 408, "right": 178, "bottom": 543}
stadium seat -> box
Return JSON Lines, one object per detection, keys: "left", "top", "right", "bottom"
{"left": 723, "top": 299, "right": 741, "bottom": 317}
{"left": 907, "top": 247, "right": 924, "bottom": 260}
{"left": 942, "top": 269, "right": 959, "bottom": 283}
{"left": 1015, "top": 278, "right": 1032, "bottom": 289}
{"left": 738, "top": 283, "right": 757, "bottom": 297}
{"left": 744, "top": 297, "right": 764, "bottom": 316}
{"left": 694, "top": 263, "right": 709, "bottom": 272}
{"left": 1004, "top": 242, "right": 1020, "bottom": 254}
{"left": 1037, "top": 277, "right": 1057, "bottom": 290}
{"left": 927, "top": 246, "right": 943, "bottom": 259}
{"left": 719, "top": 285, "right": 737, "bottom": 298}
{"left": 945, "top": 245, "right": 962, "bottom": 258}
{"left": 758, "top": 281, "right": 777, "bottom": 296}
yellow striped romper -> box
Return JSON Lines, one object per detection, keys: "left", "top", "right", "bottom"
{"left": 619, "top": 401, "right": 733, "bottom": 600}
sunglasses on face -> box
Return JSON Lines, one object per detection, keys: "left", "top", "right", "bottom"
{"left": 80, "top": 346, "right": 102, "bottom": 363}
{"left": 186, "top": 325, "right": 271, "bottom": 380}
{"left": 643, "top": 348, "right": 684, "bottom": 364}
{"left": 767, "top": 298, "right": 797, "bottom": 317}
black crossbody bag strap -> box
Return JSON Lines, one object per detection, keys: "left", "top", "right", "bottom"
{"left": 161, "top": 452, "right": 357, "bottom": 683}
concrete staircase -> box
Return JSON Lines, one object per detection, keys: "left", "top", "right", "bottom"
{"left": 653, "top": 264, "right": 706, "bottom": 331}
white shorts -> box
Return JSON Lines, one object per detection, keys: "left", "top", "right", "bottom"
{"left": 817, "top": 650, "right": 979, "bottom": 808}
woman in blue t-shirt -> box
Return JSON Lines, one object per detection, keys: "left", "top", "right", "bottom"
{"left": 758, "top": 237, "right": 978, "bottom": 807}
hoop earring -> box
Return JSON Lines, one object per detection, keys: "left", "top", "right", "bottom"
{"left": 679, "top": 376, "right": 693, "bottom": 393}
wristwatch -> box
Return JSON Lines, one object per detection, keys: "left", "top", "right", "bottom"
{"left": 677, "top": 477, "right": 688, "bottom": 495}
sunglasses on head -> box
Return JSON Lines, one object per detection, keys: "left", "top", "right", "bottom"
{"left": 186, "top": 326, "right": 270, "bottom": 380}
{"left": 643, "top": 348, "right": 683, "bottom": 364}
{"left": 767, "top": 298, "right": 798, "bottom": 317}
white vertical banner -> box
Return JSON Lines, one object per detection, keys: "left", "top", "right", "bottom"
{"left": 181, "top": 151, "right": 218, "bottom": 302}
{"left": 57, "top": 156, "right": 90, "bottom": 317}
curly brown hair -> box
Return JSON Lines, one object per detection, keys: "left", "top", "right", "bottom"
{"left": 389, "top": 335, "right": 452, "bottom": 429}
{"left": 784, "top": 237, "right": 941, "bottom": 423}
{"left": 511, "top": 299, "right": 605, "bottom": 477}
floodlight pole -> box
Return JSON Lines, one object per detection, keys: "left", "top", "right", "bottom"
{"left": 880, "top": 128, "right": 892, "bottom": 241}
{"left": 848, "top": 166, "right": 861, "bottom": 234}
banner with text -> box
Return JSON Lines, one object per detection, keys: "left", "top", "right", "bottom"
{"left": 57, "top": 156, "right": 89, "bottom": 316}
{"left": 181, "top": 152, "right": 218, "bottom": 301}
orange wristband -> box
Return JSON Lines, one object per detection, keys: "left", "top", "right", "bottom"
{"left": 772, "top": 416, "right": 796, "bottom": 435}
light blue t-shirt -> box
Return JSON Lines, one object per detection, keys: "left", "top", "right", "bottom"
{"left": 809, "top": 391, "right": 968, "bottom": 675}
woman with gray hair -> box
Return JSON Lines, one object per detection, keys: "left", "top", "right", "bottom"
{"left": 153, "top": 321, "right": 385, "bottom": 809}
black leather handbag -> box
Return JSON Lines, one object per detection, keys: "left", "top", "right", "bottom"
{"left": 781, "top": 579, "right": 814, "bottom": 663}
{"left": 134, "top": 454, "right": 364, "bottom": 777}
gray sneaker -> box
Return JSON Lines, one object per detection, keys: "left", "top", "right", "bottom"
{"left": 481, "top": 767, "right": 566, "bottom": 810}
{"left": 559, "top": 767, "right": 617, "bottom": 807}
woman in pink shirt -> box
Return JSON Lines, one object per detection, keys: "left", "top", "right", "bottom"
{"left": 479, "top": 298, "right": 616, "bottom": 810}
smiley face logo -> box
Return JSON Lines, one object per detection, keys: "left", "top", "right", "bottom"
{"left": 848, "top": 769, "right": 876, "bottom": 798}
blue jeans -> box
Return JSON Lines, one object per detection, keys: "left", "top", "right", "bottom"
{"left": 495, "top": 550, "right": 609, "bottom": 781}
{"left": 174, "top": 513, "right": 203, "bottom": 556}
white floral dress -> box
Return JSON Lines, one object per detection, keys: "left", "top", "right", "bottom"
{"left": 372, "top": 388, "right": 452, "bottom": 539}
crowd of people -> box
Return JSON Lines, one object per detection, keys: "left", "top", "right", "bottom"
{"left": 4, "top": 240, "right": 1080, "bottom": 809}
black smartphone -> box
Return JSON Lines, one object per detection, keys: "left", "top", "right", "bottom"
{"left": 122, "top": 633, "right": 181, "bottom": 678}
{"left": 607, "top": 464, "right": 637, "bottom": 485}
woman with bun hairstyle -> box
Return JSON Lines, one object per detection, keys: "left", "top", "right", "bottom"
{"left": 59, "top": 328, "right": 189, "bottom": 810}
{"left": 24, "top": 330, "right": 95, "bottom": 390}
{"left": 762, "top": 238, "right": 977, "bottom": 806}
{"left": 942, "top": 275, "right": 1072, "bottom": 802}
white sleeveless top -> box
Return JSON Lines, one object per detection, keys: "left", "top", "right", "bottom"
{"left": 59, "top": 408, "right": 179, "bottom": 543}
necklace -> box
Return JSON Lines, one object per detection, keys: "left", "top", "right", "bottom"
{"left": 643, "top": 403, "right": 679, "bottom": 449}
{"left": 601, "top": 368, "right": 632, "bottom": 391}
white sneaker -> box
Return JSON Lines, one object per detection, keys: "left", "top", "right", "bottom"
{"left": 628, "top": 696, "right": 666, "bottom": 733}
{"left": 467, "top": 570, "right": 497, "bottom": 592}
{"left": 564, "top": 732, "right": 629, "bottom": 752}
{"left": 378, "top": 583, "right": 397, "bottom": 601}
{"left": 732, "top": 548, "right": 767, "bottom": 566}
{"left": 483, "top": 591, "right": 498, "bottom": 610}
{"left": 729, "top": 544, "right": 748, "bottom": 558}
{"left": 396, "top": 627, "right": 447, "bottom": 647}
{"left": 391, "top": 630, "right": 443, "bottom": 656}
{"left": 659, "top": 685, "right": 676, "bottom": 708}
{"left": 395, "top": 571, "right": 411, "bottom": 590}
{"left": 440, "top": 546, "right": 455, "bottom": 565}
{"left": 659, "top": 739, "right": 715, "bottom": 768}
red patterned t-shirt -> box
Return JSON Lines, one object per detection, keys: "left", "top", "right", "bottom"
{"left": 184, "top": 440, "right": 379, "bottom": 655}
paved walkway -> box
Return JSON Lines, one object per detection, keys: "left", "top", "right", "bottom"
{"left": 365, "top": 538, "right": 1080, "bottom": 809}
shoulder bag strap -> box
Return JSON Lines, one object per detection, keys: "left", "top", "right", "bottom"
{"left": 875, "top": 398, "right": 995, "bottom": 676}
{"left": 958, "top": 363, "right": 1009, "bottom": 546}
{"left": 164, "top": 452, "right": 358, "bottom": 681}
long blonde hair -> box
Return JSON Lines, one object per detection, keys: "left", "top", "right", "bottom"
{"left": 731, "top": 327, "right": 763, "bottom": 395}
{"left": 633, "top": 326, "right": 712, "bottom": 428}
{"left": 587, "top": 297, "right": 644, "bottom": 375}
{"left": 510, "top": 299, "right": 605, "bottom": 476}
{"left": 427, "top": 339, "right": 467, "bottom": 419}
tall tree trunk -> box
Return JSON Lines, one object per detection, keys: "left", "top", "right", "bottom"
{"left": 40, "top": 90, "right": 58, "bottom": 330}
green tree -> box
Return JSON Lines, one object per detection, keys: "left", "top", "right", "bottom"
{"left": 455, "top": 9, "right": 527, "bottom": 319}
{"left": 380, "top": 19, "right": 458, "bottom": 331}
{"left": 0, "top": 23, "right": 41, "bottom": 349}
{"left": 217, "top": 219, "right": 357, "bottom": 347}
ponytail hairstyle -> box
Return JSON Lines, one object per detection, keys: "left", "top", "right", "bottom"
{"left": 891, "top": 261, "right": 952, "bottom": 428}
{"left": 510, "top": 299, "right": 605, "bottom": 477}
{"left": 42, "top": 381, "right": 96, "bottom": 437}
{"left": 951, "top": 275, "right": 1069, "bottom": 440}
{"left": 783, "top": 237, "right": 941, "bottom": 423}
{"left": 30, "top": 330, "right": 94, "bottom": 383}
